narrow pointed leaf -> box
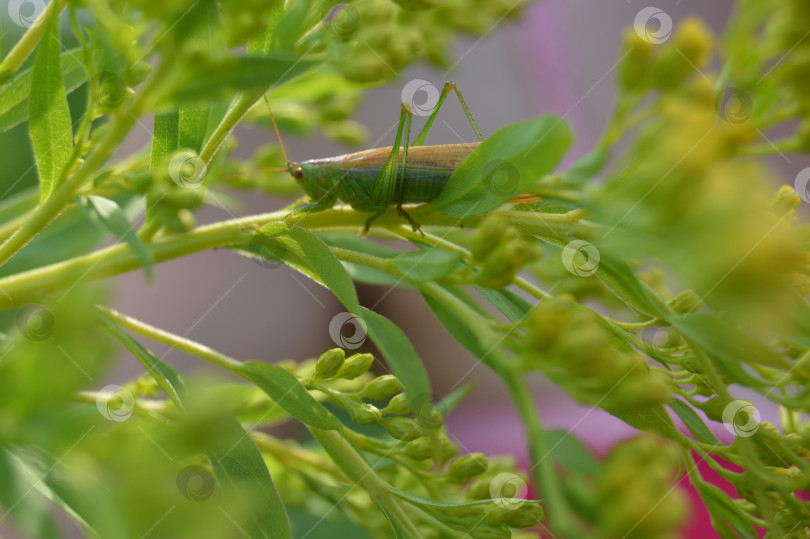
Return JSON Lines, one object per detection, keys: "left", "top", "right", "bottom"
{"left": 29, "top": 12, "right": 73, "bottom": 202}
{"left": 76, "top": 195, "right": 153, "bottom": 281}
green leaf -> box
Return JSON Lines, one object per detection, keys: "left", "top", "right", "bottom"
{"left": 594, "top": 250, "right": 667, "bottom": 317}
{"left": 170, "top": 55, "right": 321, "bottom": 102}
{"left": 76, "top": 195, "right": 153, "bottom": 281}
{"left": 360, "top": 307, "right": 432, "bottom": 403}
{"left": 420, "top": 284, "right": 502, "bottom": 370}
{"left": 391, "top": 249, "right": 462, "bottom": 281}
{"left": 542, "top": 429, "right": 600, "bottom": 477}
{"left": 0, "top": 48, "right": 86, "bottom": 134}
{"left": 241, "top": 223, "right": 433, "bottom": 405}
{"left": 251, "top": 223, "right": 361, "bottom": 312}
{"left": 694, "top": 481, "right": 758, "bottom": 539}
{"left": 602, "top": 403, "right": 684, "bottom": 440}
{"left": 98, "top": 313, "right": 292, "bottom": 539}
{"left": 29, "top": 12, "right": 74, "bottom": 202}
{"left": 474, "top": 286, "right": 532, "bottom": 323}
{"left": 0, "top": 448, "right": 63, "bottom": 539}
{"left": 425, "top": 115, "right": 572, "bottom": 217}
{"left": 239, "top": 361, "right": 341, "bottom": 430}
{"left": 669, "top": 314, "right": 786, "bottom": 385}
{"left": 561, "top": 147, "right": 608, "bottom": 185}
{"left": 668, "top": 399, "right": 721, "bottom": 445}
{"left": 151, "top": 111, "right": 180, "bottom": 169}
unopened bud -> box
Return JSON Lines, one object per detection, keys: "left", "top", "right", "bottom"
{"left": 314, "top": 348, "right": 345, "bottom": 380}
{"left": 448, "top": 453, "right": 489, "bottom": 481}
{"left": 383, "top": 393, "right": 410, "bottom": 415}
{"left": 380, "top": 417, "right": 421, "bottom": 441}
{"left": 349, "top": 402, "right": 382, "bottom": 424}
{"left": 361, "top": 375, "right": 402, "bottom": 400}
{"left": 337, "top": 353, "right": 374, "bottom": 380}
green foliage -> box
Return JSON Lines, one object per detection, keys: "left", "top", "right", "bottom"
{"left": 1, "top": 1, "right": 810, "bottom": 538}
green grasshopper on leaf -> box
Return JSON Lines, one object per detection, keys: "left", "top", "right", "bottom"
{"left": 266, "top": 82, "right": 492, "bottom": 233}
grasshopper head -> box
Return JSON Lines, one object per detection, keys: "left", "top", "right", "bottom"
{"left": 289, "top": 161, "right": 332, "bottom": 202}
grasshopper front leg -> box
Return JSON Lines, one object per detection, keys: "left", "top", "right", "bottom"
{"left": 365, "top": 102, "right": 414, "bottom": 233}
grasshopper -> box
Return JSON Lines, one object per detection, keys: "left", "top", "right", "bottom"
{"left": 266, "top": 82, "right": 483, "bottom": 232}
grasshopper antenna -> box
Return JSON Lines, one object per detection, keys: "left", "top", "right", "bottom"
{"left": 263, "top": 93, "right": 291, "bottom": 171}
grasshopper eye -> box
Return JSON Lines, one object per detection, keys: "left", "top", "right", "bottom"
{"left": 293, "top": 166, "right": 304, "bottom": 180}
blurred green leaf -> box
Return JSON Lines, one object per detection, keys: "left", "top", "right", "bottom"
{"left": 239, "top": 361, "right": 341, "bottom": 430}
{"left": 29, "top": 12, "right": 73, "bottom": 202}
{"left": 667, "top": 399, "right": 721, "bottom": 445}
{"left": 694, "top": 481, "right": 758, "bottom": 539}
{"left": 0, "top": 447, "right": 63, "bottom": 539}
{"left": 391, "top": 248, "right": 462, "bottom": 281}
{"left": 425, "top": 115, "right": 572, "bottom": 217}
{"left": 98, "top": 313, "right": 292, "bottom": 539}
{"left": 594, "top": 251, "right": 667, "bottom": 318}
{"left": 76, "top": 195, "right": 153, "bottom": 281}
{"left": 0, "top": 49, "right": 86, "bottom": 134}
{"left": 474, "top": 286, "right": 531, "bottom": 323}
{"left": 542, "top": 429, "right": 600, "bottom": 477}
{"left": 170, "top": 55, "right": 321, "bottom": 102}
{"left": 670, "top": 314, "right": 787, "bottom": 386}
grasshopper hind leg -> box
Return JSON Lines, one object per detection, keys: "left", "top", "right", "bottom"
{"left": 396, "top": 203, "right": 423, "bottom": 236}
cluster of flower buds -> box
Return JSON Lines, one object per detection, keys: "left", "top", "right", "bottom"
{"left": 596, "top": 437, "right": 688, "bottom": 539}
{"left": 469, "top": 215, "right": 539, "bottom": 289}
{"left": 525, "top": 295, "right": 670, "bottom": 409}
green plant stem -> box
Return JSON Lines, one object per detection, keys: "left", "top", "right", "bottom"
{"left": 0, "top": 60, "right": 173, "bottom": 268}
{"left": 250, "top": 431, "right": 347, "bottom": 480}
{"left": 96, "top": 305, "right": 244, "bottom": 373}
{"left": 501, "top": 365, "right": 586, "bottom": 539}
{"left": 0, "top": 207, "right": 586, "bottom": 309}
{"left": 0, "top": 0, "right": 66, "bottom": 86}
{"left": 309, "top": 428, "right": 424, "bottom": 538}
